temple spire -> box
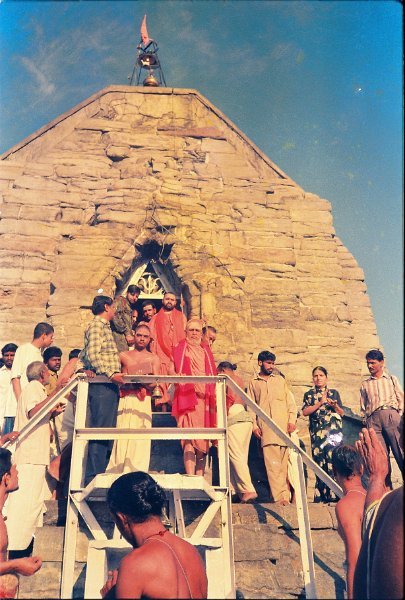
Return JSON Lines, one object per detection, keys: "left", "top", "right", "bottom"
{"left": 129, "top": 15, "right": 166, "bottom": 87}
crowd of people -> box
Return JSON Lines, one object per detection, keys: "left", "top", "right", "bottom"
{"left": 0, "top": 287, "right": 403, "bottom": 598}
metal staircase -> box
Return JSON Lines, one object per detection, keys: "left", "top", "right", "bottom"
{"left": 4, "top": 373, "right": 344, "bottom": 600}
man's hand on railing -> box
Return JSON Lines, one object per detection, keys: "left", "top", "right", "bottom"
{"left": 110, "top": 372, "right": 125, "bottom": 385}
{"left": 0, "top": 431, "right": 19, "bottom": 446}
{"left": 287, "top": 423, "right": 296, "bottom": 434}
{"left": 252, "top": 426, "right": 262, "bottom": 440}
{"left": 51, "top": 402, "right": 66, "bottom": 418}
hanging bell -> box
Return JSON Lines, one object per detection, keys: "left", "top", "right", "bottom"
{"left": 151, "top": 384, "right": 163, "bottom": 401}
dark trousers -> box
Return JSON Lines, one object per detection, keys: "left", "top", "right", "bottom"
{"left": 85, "top": 383, "right": 119, "bottom": 485}
{"left": 367, "top": 408, "right": 404, "bottom": 473}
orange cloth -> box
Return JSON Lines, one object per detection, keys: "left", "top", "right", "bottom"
{"left": 172, "top": 339, "right": 217, "bottom": 455}
{"left": 149, "top": 309, "right": 186, "bottom": 368}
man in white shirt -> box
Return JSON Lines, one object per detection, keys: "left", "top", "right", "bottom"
{"left": 11, "top": 323, "right": 54, "bottom": 402}
{"left": 6, "top": 361, "right": 64, "bottom": 557}
{"left": 0, "top": 344, "right": 17, "bottom": 434}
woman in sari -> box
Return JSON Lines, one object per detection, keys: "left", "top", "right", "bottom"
{"left": 302, "top": 366, "right": 344, "bottom": 502}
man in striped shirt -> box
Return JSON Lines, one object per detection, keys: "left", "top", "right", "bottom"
{"left": 360, "top": 349, "right": 403, "bottom": 479}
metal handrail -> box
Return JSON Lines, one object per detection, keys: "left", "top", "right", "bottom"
{"left": 2, "top": 375, "right": 81, "bottom": 453}
{"left": 3, "top": 372, "right": 342, "bottom": 497}
{"left": 226, "top": 378, "right": 343, "bottom": 498}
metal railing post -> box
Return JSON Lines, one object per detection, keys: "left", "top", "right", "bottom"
{"left": 291, "top": 449, "right": 318, "bottom": 599}
{"left": 61, "top": 378, "right": 89, "bottom": 599}
{"left": 215, "top": 377, "right": 229, "bottom": 488}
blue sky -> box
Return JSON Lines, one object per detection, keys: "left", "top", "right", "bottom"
{"left": 0, "top": 0, "right": 403, "bottom": 378}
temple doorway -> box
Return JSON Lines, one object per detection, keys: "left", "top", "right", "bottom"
{"left": 115, "top": 259, "right": 188, "bottom": 325}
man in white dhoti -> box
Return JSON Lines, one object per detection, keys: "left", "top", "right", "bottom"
{"left": 107, "top": 325, "right": 166, "bottom": 475}
{"left": 217, "top": 362, "right": 257, "bottom": 503}
{"left": 6, "top": 362, "right": 64, "bottom": 557}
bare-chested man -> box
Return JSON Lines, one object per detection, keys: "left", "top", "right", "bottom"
{"left": 331, "top": 445, "right": 366, "bottom": 599}
{"left": 353, "top": 428, "right": 403, "bottom": 600}
{"left": 0, "top": 448, "right": 42, "bottom": 598}
{"left": 107, "top": 325, "right": 165, "bottom": 474}
{"left": 101, "top": 472, "right": 207, "bottom": 599}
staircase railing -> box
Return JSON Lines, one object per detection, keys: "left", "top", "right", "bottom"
{"left": 4, "top": 373, "right": 344, "bottom": 600}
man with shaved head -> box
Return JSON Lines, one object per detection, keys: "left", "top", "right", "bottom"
{"left": 107, "top": 324, "right": 166, "bottom": 474}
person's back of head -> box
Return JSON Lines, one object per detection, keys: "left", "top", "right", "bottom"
{"left": 107, "top": 471, "right": 166, "bottom": 523}
{"left": 26, "top": 361, "right": 47, "bottom": 383}
{"left": 217, "top": 361, "right": 237, "bottom": 374}
{"left": 0, "top": 448, "right": 12, "bottom": 481}
{"left": 33, "top": 322, "right": 54, "bottom": 340}
{"left": 91, "top": 295, "right": 113, "bottom": 316}
{"left": 68, "top": 349, "right": 81, "bottom": 360}
{"left": 332, "top": 445, "right": 363, "bottom": 479}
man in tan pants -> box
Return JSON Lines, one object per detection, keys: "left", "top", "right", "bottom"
{"left": 248, "top": 351, "right": 297, "bottom": 505}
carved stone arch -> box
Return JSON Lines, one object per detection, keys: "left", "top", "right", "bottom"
{"left": 113, "top": 240, "right": 191, "bottom": 318}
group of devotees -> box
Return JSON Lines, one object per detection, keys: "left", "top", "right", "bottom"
{"left": 0, "top": 286, "right": 403, "bottom": 598}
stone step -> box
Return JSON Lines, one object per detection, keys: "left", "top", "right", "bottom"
{"left": 18, "top": 500, "right": 345, "bottom": 599}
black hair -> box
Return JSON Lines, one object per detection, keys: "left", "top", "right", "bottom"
{"left": 43, "top": 346, "right": 62, "bottom": 363}
{"left": 202, "top": 326, "right": 217, "bottom": 334}
{"left": 258, "top": 350, "right": 276, "bottom": 363}
{"left": 331, "top": 445, "right": 363, "bottom": 478}
{"left": 33, "top": 322, "right": 54, "bottom": 339}
{"left": 107, "top": 472, "right": 166, "bottom": 523}
{"left": 68, "top": 349, "right": 81, "bottom": 360}
{"left": 0, "top": 448, "right": 12, "bottom": 481}
{"left": 217, "top": 361, "right": 237, "bottom": 372}
{"left": 142, "top": 300, "right": 156, "bottom": 309}
{"left": 1, "top": 343, "right": 18, "bottom": 355}
{"left": 312, "top": 366, "right": 328, "bottom": 377}
{"left": 91, "top": 295, "right": 113, "bottom": 316}
{"left": 127, "top": 285, "right": 141, "bottom": 295}
{"left": 366, "top": 349, "right": 384, "bottom": 362}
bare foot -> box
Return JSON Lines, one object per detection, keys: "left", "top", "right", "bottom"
{"left": 240, "top": 492, "right": 258, "bottom": 504}
{"left": 277, "top": 499, "right": 289, "bottom": 506}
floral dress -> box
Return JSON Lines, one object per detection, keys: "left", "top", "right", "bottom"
{"left": 302, "top": 387, "right": 343, "bottom": 502}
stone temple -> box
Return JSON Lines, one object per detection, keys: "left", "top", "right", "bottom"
{"left": 0, "top": 86, "right": 379, "bottom": 413}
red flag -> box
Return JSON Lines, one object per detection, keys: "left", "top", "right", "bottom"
{"left": 140, "top": 14, "right": 150, "bottom": 45}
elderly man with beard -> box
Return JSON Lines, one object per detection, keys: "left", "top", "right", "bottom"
{"left": 172, "top": 319, "right": 217, "bottom": 477}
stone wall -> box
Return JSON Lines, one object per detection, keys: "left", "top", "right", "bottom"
{"left": 0, "top": 86, "right": 379, "bottom": 413}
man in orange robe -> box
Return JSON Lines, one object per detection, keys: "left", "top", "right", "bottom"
{"left": 149, "top": 292, "right": 187, "bottom": 376}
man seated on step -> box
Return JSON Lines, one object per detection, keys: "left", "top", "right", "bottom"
{"left": 0, "top": 448, "right": 42, "bottom": 598}
{"left": 6, "top": 361, "right": 65, "bottom": 559}
{"left": 101, "top": 472, "right": 208, "bottom": 600}
{"left": 331, "top": 445, "right": 366, "bottom": 599}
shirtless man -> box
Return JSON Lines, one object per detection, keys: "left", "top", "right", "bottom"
{"left": 0, "top": 448, "right": 42, "bottom": 598}
{"left": 353, "top": 428, "right": 403, "bottom": 599}
{"left": 107, "top": 325, "right": 165, "bottom": 474}
{"left": 331, "top": 445, "right": 366, "bottom": 599}
{"left": 101, "top": 472, "right": 207, "bottom": 599}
